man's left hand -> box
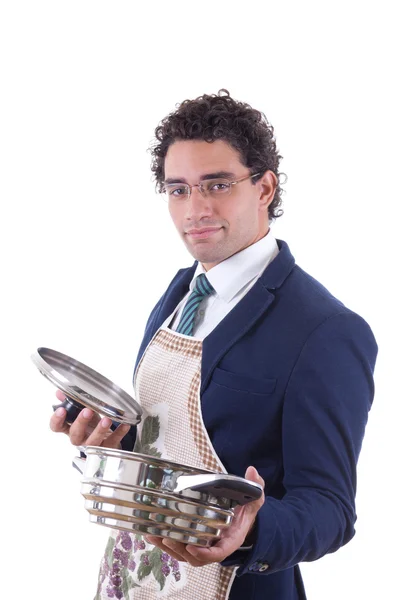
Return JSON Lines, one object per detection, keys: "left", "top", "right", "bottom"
{"left": 145, "top": 466, "right": 265, "bottom": 567}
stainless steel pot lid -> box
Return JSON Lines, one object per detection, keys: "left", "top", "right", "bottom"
{"left": 31, "top": 347, "right": 142, "bottom": 425}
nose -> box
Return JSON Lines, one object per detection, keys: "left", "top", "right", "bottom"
{"left": 184, "top": 186, "right": 213, "bottom": 221}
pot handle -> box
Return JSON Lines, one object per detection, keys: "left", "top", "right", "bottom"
{"left": 174, "top": 474, "right": 263, "bottom": 506}
{"left": 72, "top": 456, "right": 86, "bottom": 475}
{"left": 52, "top": 396, "right": 84, "bottom": 425}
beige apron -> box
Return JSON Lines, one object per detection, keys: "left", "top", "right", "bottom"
{"left": 95, "top": 316, "right": 236, "bottom": 600}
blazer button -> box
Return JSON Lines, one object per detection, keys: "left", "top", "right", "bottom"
{"left": 259, "top": 563, "right": 269, "bottom": 572}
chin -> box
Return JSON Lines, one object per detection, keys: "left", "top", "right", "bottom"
{"left": 184, "top": 239, "right": 230, "bottom": 266}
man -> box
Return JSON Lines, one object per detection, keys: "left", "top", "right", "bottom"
{"left": 51, "top": 89, "right": 378, "bottom": 599}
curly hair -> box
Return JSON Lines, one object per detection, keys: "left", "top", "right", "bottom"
{"left": 149, "top": 89, "right": 284, "bottom": 220}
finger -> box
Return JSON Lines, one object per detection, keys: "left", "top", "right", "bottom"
{"left": 104, "top": 423, "right": 132, "bottom": 449}
{"left": 161, "top": 539, "right": 209, "bottom": 567}
{"left": 49, "top": 406, "right": 69, "bottom": 434}
{"left": 144, "top": 536, "right": 167, "bottom": 551}
{"left": 244, "top": 466, "right": 265, "bottom": 511}
{"left": 145, "top": 536, "right": 188, "bottom": 563}
{"left": 55, "top": 389, "right": 66, "bottom": 402}
{"left": 79, "top": 414, "right": 113, "bottom": 447}
{"left": 186, "top": 542, "right": 226, "bottom": 563}
{"left": 145, "top": 536, "right": 207, "bottom": 567}
{"left": 186, "top": 521, "right": 257, "bottom": 563}
{"left": 160, "top": 540, "right": 187, "bottom": 556}
{"left": 68, "top": 408, "right": 100, "bottom": 446}
{"left": 243, "top": 468, "right": 265, "bottom": 543}
{"left": 245, "top": 465, "right": 265, "bottom": 487}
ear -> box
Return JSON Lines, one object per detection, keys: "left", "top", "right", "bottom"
{"left": 258, "top": 171, "right": 277, "bottom": 212}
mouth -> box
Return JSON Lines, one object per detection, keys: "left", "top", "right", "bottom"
{"left": 185, "top": 227, "right": 222, "bottom": 240}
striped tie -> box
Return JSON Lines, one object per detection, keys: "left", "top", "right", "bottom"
{"left": 176, "top": 274, "right": 215, "bottom": 336}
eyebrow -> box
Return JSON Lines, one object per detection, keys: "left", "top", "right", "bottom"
{"left": 164, "top": 171, "right": 236, "bottom": 184}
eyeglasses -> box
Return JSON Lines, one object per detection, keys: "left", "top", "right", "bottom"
{"left": 161, "top": 172, "right": 261, "bottom": 202}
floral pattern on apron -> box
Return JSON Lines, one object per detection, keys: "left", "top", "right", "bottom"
{"left": 95, "top": 319, "right": 237, "bottom": 600}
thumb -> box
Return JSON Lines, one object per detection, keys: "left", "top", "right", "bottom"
{"left": 245, "top": 465, "right": 265, "bottom": 490}
{"left": 240, "top": 467, "right": 265, "bottom": 543}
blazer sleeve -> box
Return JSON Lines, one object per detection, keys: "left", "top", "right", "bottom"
{"left": 224, "top": 311, "right": 378, "bottom": 576}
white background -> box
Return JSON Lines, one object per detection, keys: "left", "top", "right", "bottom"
{"left": 0, "top": 1, "right": 398, "bottom": 598}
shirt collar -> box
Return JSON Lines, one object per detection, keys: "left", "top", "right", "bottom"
{"left": 189, "top": 231, "right": 279, "bottom": 303}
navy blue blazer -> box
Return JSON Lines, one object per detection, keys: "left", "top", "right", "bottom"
{"left": 122, "top": 239, "right": 378, "bottom": 600}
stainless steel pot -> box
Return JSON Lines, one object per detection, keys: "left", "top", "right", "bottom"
{"left": 74, "top": 447, "right": 263, "bottom": 546}
{"left": 31, "top": 347, "right": 263, "bottom": 546}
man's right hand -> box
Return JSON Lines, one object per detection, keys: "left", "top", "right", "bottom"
{"left": 50, "top": 389, "right": 131, "bottom": 449}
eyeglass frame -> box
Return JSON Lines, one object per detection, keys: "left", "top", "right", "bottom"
{"left": 161, "top": 172, "right": 261, "bottom": 201}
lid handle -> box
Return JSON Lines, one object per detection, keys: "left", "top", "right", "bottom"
{"left": 52, "top": 396, "right": 84, "bottom": 426}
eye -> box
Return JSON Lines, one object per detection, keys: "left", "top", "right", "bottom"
{"left": 207, "top": 180, "right": 231, "bottom": 194}
{"left": 172, "top": 187, "right": 187, "bottom": 196}
{"left": 166, "top": 185, "right": 188, "bottom": 197}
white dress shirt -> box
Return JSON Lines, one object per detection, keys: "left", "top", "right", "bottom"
{"left": 169, "top": 232, "right": 279, "bottom": 338}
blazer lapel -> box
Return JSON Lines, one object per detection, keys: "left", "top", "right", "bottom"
{"left": 147, "top": 264, "right": 196, "bottom": 340}
{"left": 200, "top": 239, "right": 295, "bottom": 393}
